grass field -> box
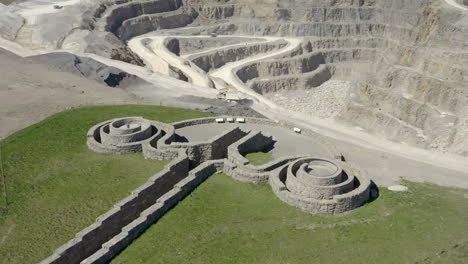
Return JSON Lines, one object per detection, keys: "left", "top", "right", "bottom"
{"left": 1, "top": 105, "right": 468, "bottom": 264}
{"left": 245, "top": 151, "right": 273, "bottom": 165}
{"left": 112, "top": 173, "right": 468, "bottom": 264}
{"left": 0, "top": 105, "right": 212, "bottom": 264}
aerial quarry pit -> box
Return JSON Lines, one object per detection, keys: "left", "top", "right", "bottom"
{"left": 0, "top": 0, "right": 467, "bottom": 263}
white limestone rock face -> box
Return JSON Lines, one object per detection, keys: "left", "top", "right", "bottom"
{"left": 0, "top": 4, "right": 24, "bottom": 40}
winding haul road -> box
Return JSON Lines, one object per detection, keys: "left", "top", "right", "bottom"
{"left": 125, "top": 33, "right": 468, "bottom": 185}
{"left": 129, "top": 35, "right": 214, "bottom": 88}
{"left": 0, "top": 0, "right": 467, "bottom": 188}
{"left": 128, "top": 34, "right": 303, "bottom": 109}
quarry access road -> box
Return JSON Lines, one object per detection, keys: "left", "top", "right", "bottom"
{"left": 133, "top": 33, "right": 468, "bottom": 186}
{"left": 1, "top": 0, "right": 467, "bottom": 189}
{"left": 0, "top": 35, "right": 217, "bottom": 100}
{"left": 3, "top": 29, "right": 467, "bottom": 188}
{"left": 209, "top": 36, "right": 302, "bottom": 108}
{"left": 128, "top": 35, "right": 214, "bottom": 88}
{"left": 128, "top": 34, "right": 297, "bottom": 93}
{"left": 444, "top": 0, "right": 468, "bottom": 11}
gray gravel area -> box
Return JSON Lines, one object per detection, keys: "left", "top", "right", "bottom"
{"left": 265, "top": 80, "right": 351, "bottom": 119}
{"left": 176, "top": 95, "right": 265, "bottom": 118}
{"left": 175, "top": 123, "right": 332, "bottom": 159}
{"left": 29, "top": 52, "right": 148, "bottom": 88}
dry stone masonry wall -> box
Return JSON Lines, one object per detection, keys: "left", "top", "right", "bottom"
{"left": 270, "top": 158, "right": 371, "bottom": 214}
{"left": 40, "top": 115, "right": 374, "bottom": 264}
{"left": 1, "top": 2, "right": 465, "bottom": 262}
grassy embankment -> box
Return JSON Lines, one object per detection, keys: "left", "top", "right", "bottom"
{"left": 1, "top": 105, "right": 467, "bottom": 264}
{"left": 113, "top": 175, "right": 468, "bottom": 264}
{"left": 0, "top": 105, "right": 212, "bottom": 264}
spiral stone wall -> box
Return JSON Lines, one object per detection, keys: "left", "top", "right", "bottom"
{"left": 270, "top": 158, "right": 371, "bottom": 214}
{"left": 87, "top": 117, "right": 165, "bottom": 155}
{"left": 40, "top": 116, "right": 373, "bottom": 264}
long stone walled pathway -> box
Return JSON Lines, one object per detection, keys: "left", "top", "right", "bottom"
{"left": 39, "top": 115, "right": 374, "bottom": 264}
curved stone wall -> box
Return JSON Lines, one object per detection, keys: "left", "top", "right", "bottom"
{"left": 41, "top": 115, "right": 373, "bottom": 264}
{"left": 270, "top": 158, "right": 371, "bottom": 214}
{"left": 87, "top": 117, "right": 164, "bottom": 155}
{"left": 285, "top": 158, "right": 355, "bottom": 200}
{"left": 224, "top": 130, "right": 277, "bottom": 183}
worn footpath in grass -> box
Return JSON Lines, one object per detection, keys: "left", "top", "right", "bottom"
{"left": 245, "top": 151, "right": 273, "bottom": 166}
{"left": 0, "top": 105, "right": 212, "bottom": 264}
{"left": 113, "top": 174, "right": 468, "bottom": 264}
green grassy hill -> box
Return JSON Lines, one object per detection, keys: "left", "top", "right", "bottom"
{"left": 1, "top": 105, "right": 467, "bottom": 264}
{"left": 113, "top": 174, "right": 468, "bottom": 264}
{"left": 0, "top": 105, "right": 212, "bottom": 264}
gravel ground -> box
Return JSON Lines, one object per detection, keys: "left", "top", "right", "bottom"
{"left": 265, "top": 80, "right": 351, "bottom": 119}
{"left": 0, "top": 48, "right": 140, "bottom": 140}
{"left": 0, "top": 0, "right": 16, "bottom": 5}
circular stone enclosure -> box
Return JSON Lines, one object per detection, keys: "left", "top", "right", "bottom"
{"left": 306, "top": 159, "right": 340, "bottom": 177}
